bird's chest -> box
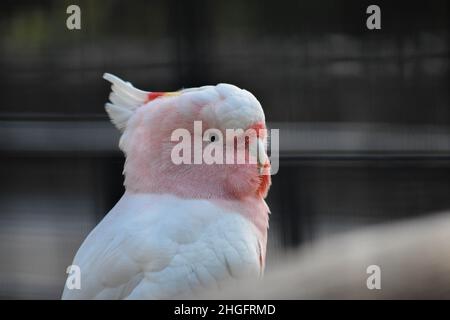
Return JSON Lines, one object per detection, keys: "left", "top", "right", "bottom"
{"left": 121, "top": 196, "right": 262, "bottom": 298}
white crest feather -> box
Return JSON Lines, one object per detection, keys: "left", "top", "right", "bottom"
{"left": 103, "top": 73, "right": 150, "bottom": 131}
{"left": 105, "top": 103, "right": 134, "bottom": 132}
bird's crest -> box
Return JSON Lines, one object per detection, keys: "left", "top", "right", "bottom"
{"left": 103, "top": 73, "right": 180, "bottom": 131}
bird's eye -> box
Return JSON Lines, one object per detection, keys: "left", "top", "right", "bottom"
{"left": 210, "top": 135, "right": 216, "bottom": 142}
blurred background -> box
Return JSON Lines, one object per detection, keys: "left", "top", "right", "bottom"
{"left": 0, "top": 0, "right": 449, "bottom": 299}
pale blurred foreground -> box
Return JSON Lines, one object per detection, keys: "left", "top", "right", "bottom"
{"left": 201, "top": 212, "right": 450, "bottom": 299}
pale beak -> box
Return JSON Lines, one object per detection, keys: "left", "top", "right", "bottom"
{"left": 250, "top": 138, "right": 269, "bottom": 175}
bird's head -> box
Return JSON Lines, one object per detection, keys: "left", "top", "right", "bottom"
{"left": 104, "top": 74, "right": 271, "bottom": 201}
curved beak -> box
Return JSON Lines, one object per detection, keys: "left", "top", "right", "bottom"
{"left": 250, "top": 138, "right": 270, "bottom": 175}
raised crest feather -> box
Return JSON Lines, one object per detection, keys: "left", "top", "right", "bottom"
{"left": 103, "top": 73, "right": 150, "bottom": 131}
{"left": 105, "top": 103, "right": 133, "bottom": 132}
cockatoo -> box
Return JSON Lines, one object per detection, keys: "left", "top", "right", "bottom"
{"left": 62, "top": 73, "right": 271, "bottom": 299}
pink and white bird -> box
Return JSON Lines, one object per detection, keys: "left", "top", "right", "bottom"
{"left": 62, "top": 74, "right": 271, "bottom": 299}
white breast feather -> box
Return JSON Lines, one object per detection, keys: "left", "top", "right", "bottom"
{"left": 61, "top": 193, "right": 261, "bottom": 300}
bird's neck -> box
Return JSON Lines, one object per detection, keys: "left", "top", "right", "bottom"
{"left": 122, "top": 188, "right": 269, "bottom": 240}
